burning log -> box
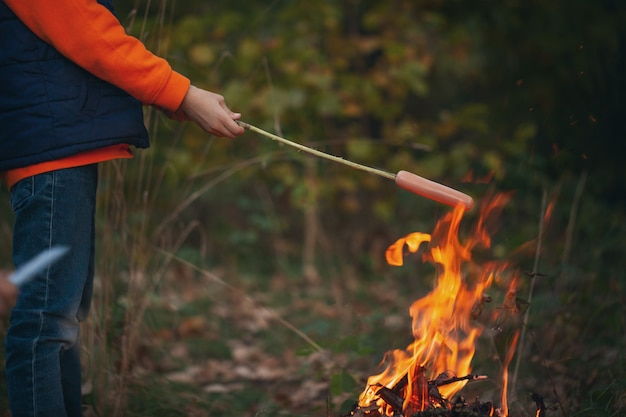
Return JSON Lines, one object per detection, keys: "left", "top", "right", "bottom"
{"left": 404, "top": 365, "right": 429, "bottom": 415}
{"left": 344, "top": 392, "right": 497, "bottom": 417}
{"left": 376, "top": 386, "right": 404, "bottom": 412}
{"left": 346, "top": 372, "right": 493, "bottom": 417}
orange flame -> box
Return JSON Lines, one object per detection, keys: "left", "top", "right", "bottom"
{"left": 500, "top": 330, "right": 520, "bottom": 417}
{"left": 359, "top": 195, "right": 512, "bottom": 415}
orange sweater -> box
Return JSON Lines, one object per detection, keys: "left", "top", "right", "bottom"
{"left": 2, "top": 0, "right": 191, "bottom": 189}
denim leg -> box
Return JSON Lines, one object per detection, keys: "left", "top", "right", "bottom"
{"left": 5, "top": 165, "right": 98, "bottom": 417}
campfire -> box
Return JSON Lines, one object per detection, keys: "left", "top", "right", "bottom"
{"left": 347, "top": 194, "right": 532, "bottom": 417}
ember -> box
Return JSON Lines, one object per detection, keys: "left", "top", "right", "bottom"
{"left": 348, "top": 195, "right": 522, "bottom": 417}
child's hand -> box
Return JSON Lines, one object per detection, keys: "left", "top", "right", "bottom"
{"left": 177, "top": 86, "right": 244, "bottom": 138}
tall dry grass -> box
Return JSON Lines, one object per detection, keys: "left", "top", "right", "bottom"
{"left": 82, "top": 1, "right": 188, "bottom": 414}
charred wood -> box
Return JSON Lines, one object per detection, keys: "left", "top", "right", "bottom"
{"left": 429, "top": 374, "right": 488, "bottom": 388}
{"left": 344, "top": 372, "right": 493, "bottom": 417}
{"left": 532, "top": 392, "right": 546, "bottom": 417}
{"left": 404, "top": 365, "right": 429, "bottom": 415}
{"left": 377, "top": 385, "right": 405, "bottom": 412}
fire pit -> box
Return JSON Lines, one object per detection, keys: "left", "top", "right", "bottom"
{"left": 344, "top": 195, "right": 542, "bottom": 417}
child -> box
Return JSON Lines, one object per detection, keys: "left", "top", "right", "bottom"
{"left": 0, "top": 1, "right": 244, "bottom": 415}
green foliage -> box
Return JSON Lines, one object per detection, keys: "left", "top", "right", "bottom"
{"left": 330, "top": 370, "right": 357, "bottom": 396}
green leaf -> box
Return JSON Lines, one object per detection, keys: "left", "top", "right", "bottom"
{"left": 330, "top": 370, "right": 357, "bottom": 396}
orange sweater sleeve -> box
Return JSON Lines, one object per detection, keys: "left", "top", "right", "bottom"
{"left": 3, "top": 0, "right": 190, "bottom": 112}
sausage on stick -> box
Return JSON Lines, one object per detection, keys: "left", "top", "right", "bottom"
{"left": 237, "top": 121, "right": 474, "bottom": 210}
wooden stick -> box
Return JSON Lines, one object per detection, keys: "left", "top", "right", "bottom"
{"left": 430, "top": 373, "right": 488, "bottom": 387}
{"left": 237, "top": 121, "right": 396, "bottom": 180}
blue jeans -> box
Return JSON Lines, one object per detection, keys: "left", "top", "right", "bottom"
{"left": 5, "top": 165, "right": 98, "bottom": 417}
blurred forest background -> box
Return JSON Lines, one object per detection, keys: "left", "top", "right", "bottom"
{"left": 1, "top": 0, "right": 624, "bottom": 416}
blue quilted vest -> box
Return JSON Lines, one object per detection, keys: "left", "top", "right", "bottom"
{"left": 0, "top": 0, "right": 149, "bottom": 171}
